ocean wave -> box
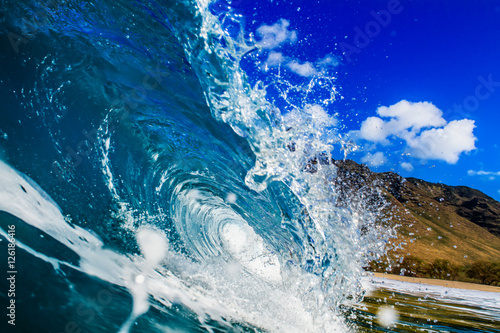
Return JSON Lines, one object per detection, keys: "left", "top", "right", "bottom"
{"left": 0, "top": 0, "right": 393, "bottom": 331}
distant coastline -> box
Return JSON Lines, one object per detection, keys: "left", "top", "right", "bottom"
{"left": 371, "top": 272, "right": 500, "bottom": 293}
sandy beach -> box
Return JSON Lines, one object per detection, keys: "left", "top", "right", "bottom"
{"left": 372, "top": 272, "right": 500, "bottom": 293}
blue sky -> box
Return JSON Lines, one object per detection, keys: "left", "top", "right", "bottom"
{"left": 232, "top": 0, "right": 500, "bottom": 200}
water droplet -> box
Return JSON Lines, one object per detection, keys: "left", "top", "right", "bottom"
{"left": 135, "top": 275, "right": 145, "bottom": 284}
{"left": 377, "top": 306, "right": 398, "bottom": 327}
{"left": 226, "top": 192, "right": 237, "bottom": 203}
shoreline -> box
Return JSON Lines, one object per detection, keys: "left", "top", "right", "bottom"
{"left": 371, "top": 272, "right": 500, "bottom": 293}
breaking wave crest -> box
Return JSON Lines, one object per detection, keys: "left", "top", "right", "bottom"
{"left": 0, "top": 0, "right": 394, "bottom": 331}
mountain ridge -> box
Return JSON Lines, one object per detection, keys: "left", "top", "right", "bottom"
{"left": 333, "top": 159, "right": 500, "bottom": 265}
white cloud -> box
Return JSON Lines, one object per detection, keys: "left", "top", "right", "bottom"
{"left": 359, "top": 116, "right": 389, "bottom": 143}
{"left": 304, "top": 104, "right": 337, "bottom": 127}
{"left": 286, "top": 60, "right": 318, "bottom": 77}
{"left": 317, "top": 55, "right": 340, "bottom": 69}
{"left": 359, "top": 100, "right": 447, "bottom": 143}
{"left": 401, "top": 162, "right": 414, "bottom": 172}
{"left": 361, "top": 152, "right": 387, "bottom": 167}
{"left": 262, "top": 51, "right": 286, "bottom": 71}
{"left": 257, "top": 20, "right": 336, "bottom": 78}
{"left": 378, "top": 100, "right": 446, "bottom": 132}
{"left": 406, "top": 119, "right": 476, "bottom": 164}
{"left": 256, "top": 19, "right": 297, "bottom": 50}
{"left": 355, "top": 100, "right": 477, "bottom": 164}
{"left": 261, "top": 53, "right": 320, "bottom": 77}
{"left": 283, "top": 104, "right": 337, "bottom": 128}
{"left": 468, "top": 170, "right": 500, "bottom": 177}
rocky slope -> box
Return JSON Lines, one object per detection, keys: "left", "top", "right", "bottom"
{"left": 333, "top": 160, "right": 500, "bottom": 265}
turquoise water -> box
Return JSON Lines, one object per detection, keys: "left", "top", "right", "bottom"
{"left": 0, "top": 0, "right": 498, "bottom": 332}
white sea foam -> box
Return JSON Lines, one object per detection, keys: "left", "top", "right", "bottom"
{"left": 368, "top": 276, "right": 500, "bottom": 312}
{"left": 0, "top": 160, "right": 347, "bottom": 332}
{"left": 221, "top": 221, "right": 282, "bottom": 284}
